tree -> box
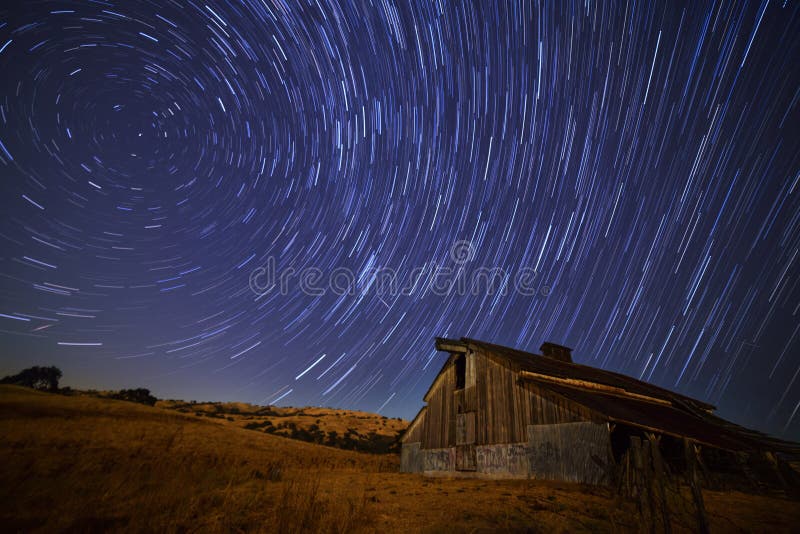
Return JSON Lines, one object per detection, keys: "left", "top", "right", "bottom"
{"left": 1, "top": 366, "right": 62, "bottom": 391}
{"left": 110, "top": 388, "right": 158, "bottom": 406}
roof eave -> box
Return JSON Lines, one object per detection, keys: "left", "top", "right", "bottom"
{"left": 434, "top": 337, "right": 468, "bottom": 353}
{"left": 399, "top": 405, "right": 427, "bottom": 443}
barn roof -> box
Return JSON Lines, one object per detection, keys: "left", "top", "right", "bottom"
{"left": 439, "top": 337, "right": 715, "bottom": 411}
{"left": 528, "top": 380, "right": 797, "bottom": 453}
{"left": 433, "top": 337, "right": 799, "bottom": 454}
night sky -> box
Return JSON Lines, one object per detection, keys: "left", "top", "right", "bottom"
{"left": 1, "top": 1, "right": 799, "bottom": 439}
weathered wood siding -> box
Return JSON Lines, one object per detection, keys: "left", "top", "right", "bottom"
{"left": 403, "top": 347, "right": 613, "bottom": 479}
{"left": 475, "top": 349, "right": 594, "bottom": 444}
{"left": 453, "top": 385, "right": 478, "bottom": 413}
{"left": 521, "top": 380, "right": 599, "bottom": 424}
{"left": 421, "top": 358, "right": 457, "bottom": 449}
{"left": 527, "top": 421, "right": 614, "bottom": 485}
{"left": 401, "top": 442, "right": 422, "bottom": 472}
{"left": 402, "top": 407, "right": 427, "bottom": 444}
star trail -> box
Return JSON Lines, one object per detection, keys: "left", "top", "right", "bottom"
{"left": 0, "top": 1, "right": 799, "bottom": 438}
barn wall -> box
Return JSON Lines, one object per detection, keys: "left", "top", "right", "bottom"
{"left": 422, "top": 447, "right": 455, "bottom": 472}
{"left": 402, "top": 407, "right": 426, "bottom": 444}
{"left": 422, "top": 359, "right": 457, "bottom": 449}
{"left": 527, "top": 421, "right": 613, "bottom": 485}
{"left": 401, "top": 442, "right": 422, "bottom": 473}
{"left": 475, "top": 350, "right": 594, "bottom": 445}
{"left": 476, "top": 443, "right": 530, "bottom": 477}
{"left": 403, "top": 347, "right": 614, "bottom": 481}
{"left": 522, "top": 380, "right": 599, "bottom": 424}
{"left": 475, "top": 348, "right": 517, "bottom": 444}
{"left": 408, "top": 428, "right": 613, "bottom": 482}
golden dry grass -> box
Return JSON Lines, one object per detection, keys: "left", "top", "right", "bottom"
{"left": 155, "top": 398, "right": 406, "bottom": 449}
{"left": 1, "top": 385, "right": 798, "bottom": 532}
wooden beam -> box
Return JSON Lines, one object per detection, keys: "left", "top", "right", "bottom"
{"left": 435, "top": 337, "right": 467, "bottom": 353}
{"left": 519, "top": 371, "right": 673, "bottom": 407}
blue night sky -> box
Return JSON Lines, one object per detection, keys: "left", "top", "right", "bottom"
{"left": 1, "top": 1, "right": 799, "bottom": 439}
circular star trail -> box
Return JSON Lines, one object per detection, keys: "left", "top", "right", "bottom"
{"left": 0, "top": 1, "right": 799, "bottom": 438}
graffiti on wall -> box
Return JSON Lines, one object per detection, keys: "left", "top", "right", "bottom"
{"left": 422, "top": 447, "right": 455, "bottom": 471}
{"left": 527, "top": 421, "right": 612, "bottom": 485}
{"left": 476, "top": 443, "right": 530, "bottom": 475}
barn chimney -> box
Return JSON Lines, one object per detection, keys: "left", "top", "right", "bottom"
{"left": 539, "top": 342, "right": 573, "bottom": 363}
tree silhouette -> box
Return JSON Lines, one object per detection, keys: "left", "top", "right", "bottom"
{"left": 110, "top": 388, "right": 158, "bottom": 406}
{"left": 1, "top": 366, "right": 62, "bottom": 391}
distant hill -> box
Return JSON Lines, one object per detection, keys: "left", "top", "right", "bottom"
{"left": 156, "top": 399, "right": 407, "bottom": 453}
{"left": 57, "top": 386, "right": 407, "bottom": 453}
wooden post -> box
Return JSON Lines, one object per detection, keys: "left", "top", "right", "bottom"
{"left": 647, "top": 433, "right": 671, "bottom": 534}
{"left": 628, "top": 436, "right": 655, "bottom": 529}
{"left": 683, "top": 439, "right": 709, "bottom": 534}
{"left": 735, "top": 451, "right": 759, "bottom": 492}
{"left": 764, "top": 451, "right": 789, "bottom": 491}
{"left": 630, "top": 436, "right": 642, "bottom": 499}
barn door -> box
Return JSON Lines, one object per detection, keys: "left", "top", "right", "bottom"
{"left": 456, "top": 412, "right": 476, "bottom": 470}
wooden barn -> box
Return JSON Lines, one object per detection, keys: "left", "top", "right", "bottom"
{"left": 400, "top": 337, "right": 800, "bottom": 487}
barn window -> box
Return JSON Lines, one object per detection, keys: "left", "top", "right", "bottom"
{"left": 455, "top": 354, "right": 466, "bottom": 389}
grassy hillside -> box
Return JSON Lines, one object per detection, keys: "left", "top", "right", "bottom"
{"left": 1, "top": 385, "right": 798, "bottom": 532}
{"left": 156, "top": 399, "right": 407, "bottom": 453}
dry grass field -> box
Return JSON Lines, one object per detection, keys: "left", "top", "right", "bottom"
{"left": 1, "top": 385, "right": 799, "bottom": 532}
{"left": 155, "top": 398, "right": 406, "bottom": 453}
